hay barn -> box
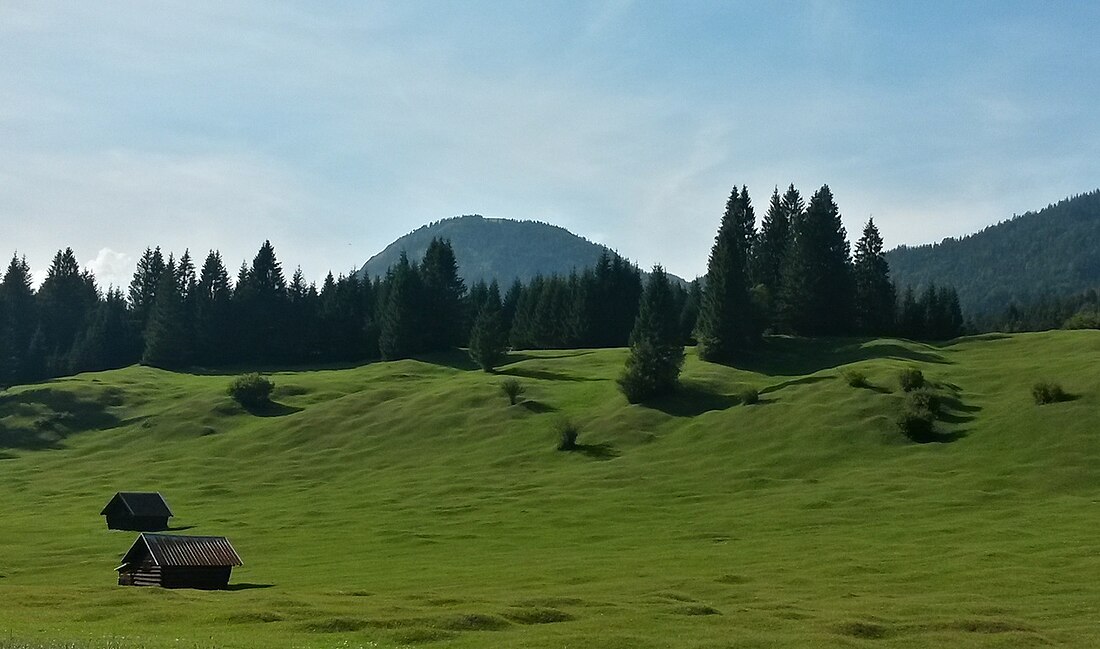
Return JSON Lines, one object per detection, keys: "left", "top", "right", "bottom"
{"left": 116, "top": 533, "right": 243, "bottom": 590}
{"left": 100, "top": 492, "right": 173, "bottom": 531}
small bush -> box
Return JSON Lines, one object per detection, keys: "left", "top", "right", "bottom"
{"left": 739, "top": 388, "right": 759, "bottom": 405}
{"left": 897, "top": 407, "right": 936, "bottom": 442}
{"left": 898, "top": 367, "right": 925, "bottom": 392}
{"left": 227, "top": 373, "right": 274, "bottom": 407}
{"left": 842, "top": 369, "right": 868, "bottom": 388}
{"left": 555, "top": 418, "right": 579, "bottom": 451}
{"left": 905, "top": 388, "right": 941, "bottom": 415}
{"left": 897, "top": 387, "right": 942, "bottom": 443}
{"left": 500, "top": 378, "right": 525, "bottom": 405}
{"left": 1032, "top": 381, "right": 1068, "bottom": 405}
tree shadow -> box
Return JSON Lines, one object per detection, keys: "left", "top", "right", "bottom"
{"left": 735, "top": 337, "right": 951, "bottom": 376}
{"left": 497, "top": 368, "right": 599, "bottom": 383}
{"left": 243, "top": 401, "right": 303, "bottom": 417}
{"left": 503, "top": 351, "right": 597, "bottom": 364}
{"left": 760, "top": 375, "right": 831, "bottom": 395}
{"left": 648, "top": 384, "right": 738, "bottom": 417}
{"left": 226, "top": 583, "right": 275, "bottom": 591}
{"left": 0, "top": 387, "right": 123, "bottom": 450}
{"left": 856, "top": 383, "right": 892, "bottom": 394}
{"left": 186, "top": 360, "right": 370, "bottom": 376}
{"left": 571, "top": 443, "right": 620, "bottom": 461}
{"left": 520, "top": 400, "right": 558, "bottom": 413}
{"left": 416, "top": 349, "right": 480, "bottom": 372}
{"left": 166, "top": 525, "right": 196, "bottom": 532}
{"left": 937, "top": 395, "right": 982, "bottom": 425}
{"left": 910, "top": 429, "right": 969, "bottom": 444}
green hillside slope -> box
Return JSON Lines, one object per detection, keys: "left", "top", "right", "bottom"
{"left": 887, "top": 189, "right": 1100, "bottom": 315}
{"left": 1, "top": 332, "right": 1099, "bottom": 648}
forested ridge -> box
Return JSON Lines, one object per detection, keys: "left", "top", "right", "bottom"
{"left": 0, "top": 183, "right": 965, "bottom": 387}
{"left": 887, "top": 189, "right": 1100, "bottom": 315}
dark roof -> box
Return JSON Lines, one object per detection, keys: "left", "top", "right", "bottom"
{"left": 119, "top": 533, "right": 243, "bottom": 569}
{"left": 101, "top": 492, "right": 173, "bottom": 518}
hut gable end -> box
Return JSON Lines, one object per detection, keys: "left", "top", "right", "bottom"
{"left": 101, "top": 492, "right": 173, "bottom": 531}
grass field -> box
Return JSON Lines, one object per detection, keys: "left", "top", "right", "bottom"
{"left": 1, "top": 332, "right": 1098, "bottom": 648}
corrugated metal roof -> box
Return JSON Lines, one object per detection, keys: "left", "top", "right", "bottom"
{"left": 100, "top": 492, "right": 173, "bottom": 517}
{"left": 121, "top": 533, "right": 243, "bottom": 568}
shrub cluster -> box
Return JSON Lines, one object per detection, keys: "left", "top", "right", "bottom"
{"left": 739, "top": 388, "right": 760, "bottom": 405}
{"left": 842, "top": 369, "right": 868, "bottom": 388}
{"left": 555, "top": 418, "right": 580, "bottom": 451}
{"left": 227, "top": 373, "right": 274, "bottom": 407}
{"left": 1032, "top": 381, "right": 1068, "bottom": 405}
{"left": 898, "top": 367, "right": 925, "bottom": 392}
{"left": 896, "top": 388, "right": 941, "bottom": 443}
{"left": 500, "top": 378, "right": 525, "bottom": 405}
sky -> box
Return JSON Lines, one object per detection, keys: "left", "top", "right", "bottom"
{"left": 2, "top": 1, "right": 1098, "bottom": 289}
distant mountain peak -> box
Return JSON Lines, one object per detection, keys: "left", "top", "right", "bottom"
{"left": 359, "top": 215, "right": 681, "bottom": 286}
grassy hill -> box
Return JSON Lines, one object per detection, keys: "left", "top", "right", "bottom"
{"left": 1, "top": 332, "right": 1099, "bottom": 648}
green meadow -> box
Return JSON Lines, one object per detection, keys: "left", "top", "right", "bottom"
{"left": 1, "top": 331, "right": 1098, "bottom": 648}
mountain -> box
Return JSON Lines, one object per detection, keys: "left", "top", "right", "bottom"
{"left": 359, "top": 215, "right": 676, "bottom": 285}
{"left": 886, "top": 190, "right": 1100, "bottom": 315}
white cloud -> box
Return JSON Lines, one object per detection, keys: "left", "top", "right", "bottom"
{"left": 84, "top": 248, "right": 133, "bottom": 292}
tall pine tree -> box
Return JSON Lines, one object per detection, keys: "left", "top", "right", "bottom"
{"left": 696, "top": 185, "right": 757, "bottom": 362}
{"left": 853, "top": 218, "right": 896, "bottom": 335}
{"left": 419, "top": 238, "right": 466, "bottom": 351}
{"left": 779, "top": 185, "right": 854, "bottom": 336}
{"left": 378, "top": 252, "right": 422, "bottom": 360}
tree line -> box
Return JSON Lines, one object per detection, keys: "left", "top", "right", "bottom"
{"left": 0, "top": 182, "right": 965, "bottom": 389}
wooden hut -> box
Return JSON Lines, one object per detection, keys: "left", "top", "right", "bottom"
{"left": 100, "top": 492, "right": 173, "bottom": 531}
{"left": 116, "top": 533, "right": 243, "bottom": 589}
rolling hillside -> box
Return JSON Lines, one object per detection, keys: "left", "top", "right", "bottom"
{"left": 1, "top": 332, "right": 1099, "bottom": 648}
{"left": 887, "top": 190, "right": 1100, "bottom": 314}
{"left": 359, "top": 215, "right": 619, "bottom": 285}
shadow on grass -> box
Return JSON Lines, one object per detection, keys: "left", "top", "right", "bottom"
{"left": 504, "top": 351, "right": 598, "bottom": 364}
{"left": 0, "top": 387, "right": 123, "bottom": 450}
{"left": 167, "top": 525, "right": 196, "bottom": 532}
{"left": 226, "top": 583, "right": 275, "bottom": 591}
{"left": 760, "top": 375, "right": 830, "bottom": 395}
{"left": 243, "top": 400, "right": 303, "bottom": 417}
{"left": 520, "top": 400, "right": 557, "bottom": 413}
{"left": 498, "top": 368, "right": 600, "bottom": 383}
{"left": 908, "top": 429, "right": 968, "bottom": 444}
{"left": 567, "top": 443, "right": 620, "bottom": 461}
{"left": 648, "top": 384, "right": 738, "bottom": 417}
{"left": 733, "top": 336, "right": 951, "bottom": 376}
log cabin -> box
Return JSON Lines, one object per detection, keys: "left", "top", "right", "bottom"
{"left": 116, "top": 533, "right": 243, "bottom": 590}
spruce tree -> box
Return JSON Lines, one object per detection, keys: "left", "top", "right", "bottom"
{"left": 142, "top": 256, "right": 190, "bottom": 368}
{"left": 237, "top": 241, "right": 289, "bottom": 363}
{"left": 128, "top": 247, "right": 165, "bottom": 332}
{"left": 752, "top": 187, "right": 790, "bottom": 293}
{"left": 378, "top": 252, "right": 422, "bottom": 360}
{"left": 853, "top": 218, "right": 896, "bottom": 335}
{"left": 618, "top": 266, "right": 685, "bottom": 403}
{"left": 696, "top": 185, "right": 757, "bottom": 362}
{"left": 468, "top": 282, "right": 507, "bottom": 372}
{"left": 194, "top": 251, "right": 232, "bottom": 365}
{"left": 419, "top": 238, "right": 466, "bottom": 351}
{"left": 0, "top": 255, "right": 36, "bottom": 383}
{"left": 779, "top": 185, "right": 854, "bottom": 336}
{"left": 37, "top": 248, "right": 98, "bottom": 372}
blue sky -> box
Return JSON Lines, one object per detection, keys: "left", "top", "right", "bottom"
{"left": 2, "top": 1, "right": 1098, "bottom": 288}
